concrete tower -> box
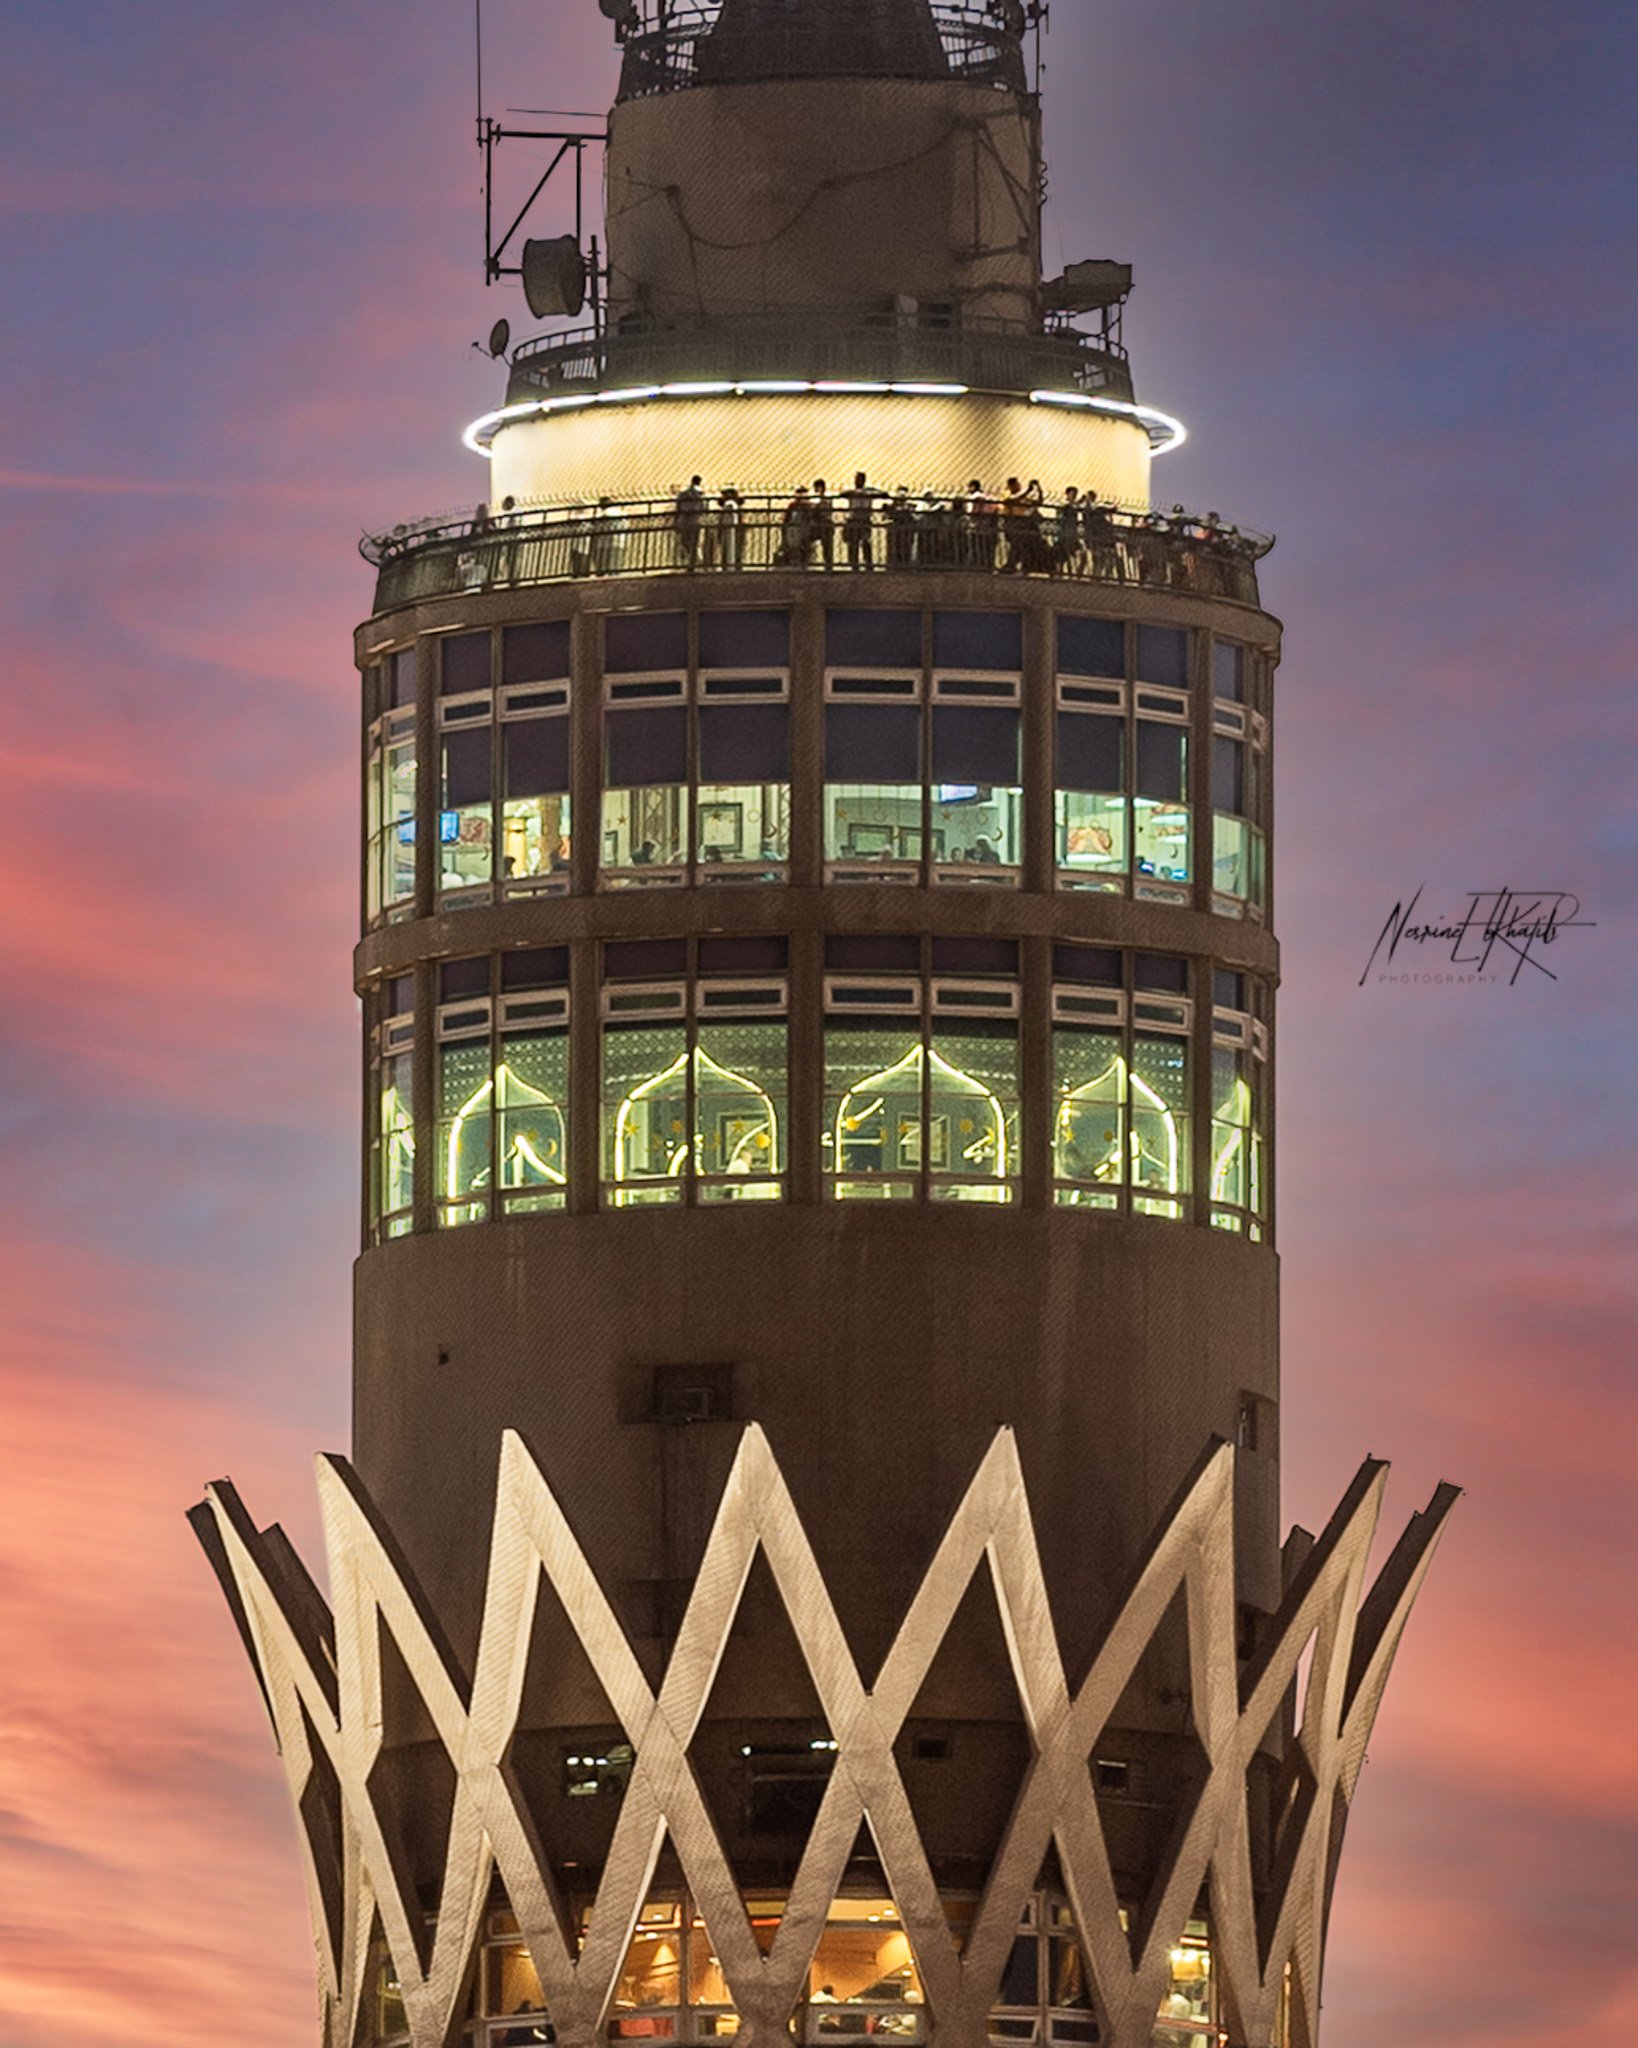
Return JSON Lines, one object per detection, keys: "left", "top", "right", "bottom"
{"left": 195, "top": 10, "right": 1455, "bottom": 2048}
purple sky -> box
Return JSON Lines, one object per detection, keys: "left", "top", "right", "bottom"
{"left": 0, "top": 3, "right": 1634, "bottom": 2044}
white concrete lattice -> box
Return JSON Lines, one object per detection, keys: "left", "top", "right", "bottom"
{"left": 194, "top": 1431, "right": 1455, "bottom": 2048}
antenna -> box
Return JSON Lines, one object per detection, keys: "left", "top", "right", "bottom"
{"left": 474, "top": 0, "right": 608, "bottom": 328}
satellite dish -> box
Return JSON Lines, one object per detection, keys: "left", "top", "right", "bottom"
{"left": 487, "top": 318, "right": 512, "bottom": 359}
{"left": 521, "top": 234, "right": 588, "bottom": 320}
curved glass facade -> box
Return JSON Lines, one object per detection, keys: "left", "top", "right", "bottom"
{"left": 364, "top": 941, "right": 1267, "bottom": 1243}
{"left": 360, "top": 607, "right": 1271, "bottom": 925}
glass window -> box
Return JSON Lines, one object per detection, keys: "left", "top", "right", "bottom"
{"left": 1211, "top": 732, "right": 1265, "bottom": 913}
{"left": 805, "top": 1900, "right": 924, "bottom": 2043}
{"left": 1153, "top": 1921, "right": 1213, "bottom": 2048}
{"left": 609, "top": 1901, "right": 684, "bottom": 2039}
{"left": 368, "top": 709, "right": 417, "bottom": 920}
{"left": 441, "top": 717, "right": 494, "bottom": 897}
{"left": 604, "top": 1014, "right": 689, "bottom": 1207}
{"left": 933, "top": 611, "right": 1021, "bottom": 670}
{"left": 604, "top": 689, "right": 688, "bottom": 885}
{"left": 825, "top": 980, "right": 1018, "bottom": 1202}
{"left": 929, "top": 1016, "right": 1019, "bottom": 1202}
{"left": 697, "top": 691, "right": 790, "bottom": 876}
{"left": 390, "top": 645, "right": 417, "bottom": 708}
{"left": 1211, "top": 1002, "right": 1266, "bottom": 1237}
{"left": 1058, "top": 615, "right": 1124, "bottom": 678}
{"left": 1212, "top": 639, "right": 1245, "bottom": 702}
{"left": 372, "top": 1004, "right": 416, "bottom": 1239}
{"left": 502, "top": 693, "right": 572, "bottom": 892}
{"left": 1056, "top": 705, "right": 1127, "bottom": 889}
{"left": 1132, "top": 1031, "right": 1190, "bottom": 1217}
{"left": 825, "top": 1017, "right": 923, "bottom": 1201}
{"left": 695, "top": 1013, "right": 786, "bottom": 1201}
{"left": 1053, "top": 973, "right": 1190, "bottom": 1218}
{"left": 437, "top": 1020, "right": 493, "bottom": 1228}
{"left": 498, "top": 1005, "right": 569, "bottom": 1214}
{"left": 1135, "top": 624, "right": 1188, "bottom": 689}
{"left": 1053, "top": 1023, "right": 1124, "bottom": 1210}
{"left": 441, "top": 630, "right": 490, "bottom": 696}
{"left": 825, "top": 687, "right": 923, "bottom": 879}
{"left": 1134, "top": 722, "right": 1190, "bottom": 887}
{"left": 931, "top": 692, "right": 1021, "bottom": 876}
{"left": 699, "top": 609, "right": 789, "bottom": 668}
{"left": 607, "top": 611, "right": 688, "bottom": 673}
{"left": 503, "top": 618, "right": 571, "bottom": 684}
{"left": 826, "top": 609, "right": 920, "bottom": 668}
{"left": 603, "top": 975, "right": 787, "bottom": 1207}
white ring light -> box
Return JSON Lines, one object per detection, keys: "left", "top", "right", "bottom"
{"left": 461, "top": 381, "right": 1187, "bottom": 458}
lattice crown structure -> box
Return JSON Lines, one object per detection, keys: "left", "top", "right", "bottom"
{"left": 194, "top": 1429, "right": 1454, "bottom": 2048}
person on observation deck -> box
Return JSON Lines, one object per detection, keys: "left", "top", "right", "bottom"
{"left": 673, "top": 475, "right": 706, "bottom": 567}
{"left": 811, "top": 478, "right": 837, "bottom": 569}
{"left": 843, "top": 473, "right": 880, "bottom": 570}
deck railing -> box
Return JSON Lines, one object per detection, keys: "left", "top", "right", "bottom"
{"left": 364, "top": 492, "right": 1271, "bottom": 614}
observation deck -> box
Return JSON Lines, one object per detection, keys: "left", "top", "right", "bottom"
{"left": 614, "top": 0, "right": 1030, "bottom": 103}
{"left": 506, "top": 315, "right": 1132, "bottom": 411}
{"left": 362, "top": 491, "right": 1271, "bottom": 615}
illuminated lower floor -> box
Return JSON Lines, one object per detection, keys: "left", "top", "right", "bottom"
{"left": 371, "top": 1893, "right": 1236, "bottom": 2048}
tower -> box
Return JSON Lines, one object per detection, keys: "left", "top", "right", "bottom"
{"left": 194, "top": 9, "right": 1456, "bottom": 2048}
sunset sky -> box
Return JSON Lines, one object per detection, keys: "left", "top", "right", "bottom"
{"left": 1, "top": 2, "right": 1633, "bottom": 2044}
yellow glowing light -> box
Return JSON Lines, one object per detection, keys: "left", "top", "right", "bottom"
{"left": 832, "top": 1043, "right": 1009, "bottom": 1193}
{"left": 445, "top": 1062, "right": 567, "bottom": 1201}
{"left": 1056, "top": 1056, "right": 1182, "bottom": 1195}
{"left": 1210, "top": 1077, "right": 1252, "bottom": 1202}
{"left": 612, "top": 1047, "right": 779, "bottom": 1202}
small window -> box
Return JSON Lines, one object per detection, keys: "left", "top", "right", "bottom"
{"left": 440, "top": 956, "right": 490, "bottom": 1001}
{"left": 1135, "top": 624, "right": 1189, "bottom": 689}
{"left": 825, "top": 935, "right": 920, "bottom": 971}
{"left": 606, "top": 938, "right": 689, "bottom": 980}
{"left": 1134, "top": 954, "right": 1188, "bottom": 995}
{"left": 562, "top": 1742, "right": 634, "bottom": 1798}
{"left": 1053, "top": 946, "right": 1121, "bottom": 987}
{"left": 503, "top": 619, "right": 571, "bottom": 684}
{"left": 441, "top": 631, "right": 491, "bottom": 696}
{"left": 605, "top": 611, "right": 687, "bottom": 673}
{"left": 933, "top": 610, "right": 1022, "bottom": 670}
{"left": 390, "top": 646, "right": 418, "bottom": 707}
{"left": 1058, "top": 615, "right": 1124, "bottom": 678}
{"left": 826, "top": 609, "right": 921, "bottom": 667}
{"left": 502, "top": 947, "right": 569, "bottom": 991}
{"left": 699, "top": 609, "right": 789, "bottom": 668}
{"left": 1212, "top": 640, "right": 1245, "bottom": 702}
{"left": 698, "top": 935, "right": 789, "bottom": 974}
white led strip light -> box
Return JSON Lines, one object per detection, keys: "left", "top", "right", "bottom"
{"left": 462, "top": 381, "right": 1186, "bottom": 457}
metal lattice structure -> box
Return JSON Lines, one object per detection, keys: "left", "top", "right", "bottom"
{"left": 194, "top": 1429, "right": 1454, "bottom": 2048}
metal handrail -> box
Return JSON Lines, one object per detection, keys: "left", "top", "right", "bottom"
{"left": 614, "top": 0, "right": 1029, "bottom": 103}
{"left": 506, "top": 316, "right": 1129, "bottom": 405}
{"left": 363, "top": 491, "right": 1271, "bottom": 614}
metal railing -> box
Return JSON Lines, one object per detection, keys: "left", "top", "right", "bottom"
{"left": 614, "top": 0, "right": 1029, "bottom": 103}
{"left": 363, "top": 492, "right": 1271, "bottom": 614}
{"left": 506, "top": 314, "right": 1130, "bottom": 406}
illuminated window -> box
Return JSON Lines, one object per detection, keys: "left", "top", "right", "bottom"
{"left": 1052, "top": 950, "right": 1191, "bottom": 1218}
{"left": 1210, "top": 973, "right": 1267, "bottom": 1238}
{"left": 502, "top": 621, "right": 573, "bottom": 895}
{"left": 1134, "top": 691, "right": 1191, "bottom": 900}
{"left": 369, "top": 975, "right": 416, "bottom": 1242}
{"left": 824, "top": 951, "right": 1019, "bottom": 1203}
{"left": 602, "top": 942, "right": 788, "bottom": 1208}
{"left": 1056, "top": 680, "right": 1128, "bottom": 891}
{"left": 436, "top": 954, "right": 569, "bottom": 1228}
{"left": 1153, "top": 1920, "right": 1214, "bottom": 2048}
{"left": 804, "top": 1900, "right": 924, "bottom": 2043}
{"left": 986, "top": 1895, "right": 1098, "bottom": 2048}
{"left": 931, "top": 677, "right": 1022, "bottom": 879}
{"left": 366, "top": 647, "right": 417, "bottom": 924}
{"left": 481, "top": 1911, "right": 553, "bottom": 2048}
{"left": 601, "top": 612, "right": 792, "bottom": 888}
{"left": 1210, "top": 673, "right": 1267, "bottom": 917}
{"left": 369, "top": 1932, "right": 409, "bottom": 2047}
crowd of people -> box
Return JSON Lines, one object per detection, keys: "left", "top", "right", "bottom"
{"left": 400, "top": 476, "right": 1262, "bottom": 602}
{"left": 662, "top": 472, "right": 1259, "bottom": 586}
